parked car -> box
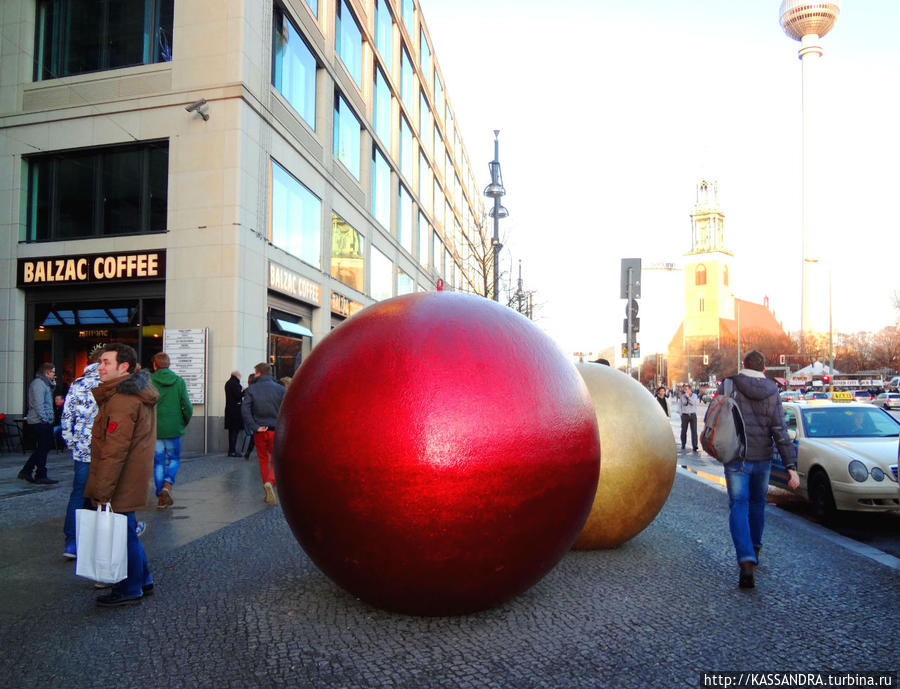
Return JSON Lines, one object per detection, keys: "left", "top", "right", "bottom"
{"left": 780, "top": 390, "right": 799, "bottom": 403}
{"left": 851, "top": 390, "right": 874, "bottom": 403}
{"left": 770, "top": 402, "right": 900, "bottom": 520}
{"left": 873, "top": 392, "right": 900, "bottom": 410}
{"left": 802, "top": 391, "right": 829, "bottom": 401}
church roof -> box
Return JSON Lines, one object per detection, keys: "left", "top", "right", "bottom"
{"left": 720, "top": 299, "right": 787, "bottom": 338}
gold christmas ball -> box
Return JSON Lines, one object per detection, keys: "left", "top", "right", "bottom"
{"left": 572, "top": 363, "right": 677, "bottom": 550}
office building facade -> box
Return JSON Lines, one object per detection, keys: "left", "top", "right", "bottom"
{"left": 0, "top": 0, "right": 487, "bottom": 450}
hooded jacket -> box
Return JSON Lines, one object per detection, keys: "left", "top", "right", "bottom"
{"left": 719, "top": 369, "right": 797, "bottom": 467}
{"left": 61, "top": 362, "right": 101, "bottom": 462}
{"left": 26, "top": 374, "right": 54, "bottom": 424}
{"left": 84, "top": 369, "right": 159, "bottom": 512}
{"left": 150, "top": 367, "right": 193, "bottom": 438}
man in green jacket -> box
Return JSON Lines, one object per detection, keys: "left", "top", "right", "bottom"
{"left": 150, "top": 352, "right": 192, "bottom": 509}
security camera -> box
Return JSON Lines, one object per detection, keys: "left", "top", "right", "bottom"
{"left": 185, "top": 98, "right": 209, "bottom": 121}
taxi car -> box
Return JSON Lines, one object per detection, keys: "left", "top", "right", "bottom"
{"left": 770, "top": 400, "right": 900, "bottom": 520}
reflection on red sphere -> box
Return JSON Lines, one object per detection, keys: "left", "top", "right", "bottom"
{"left": 274, "top": 292, "right": 601, "bottom": 616}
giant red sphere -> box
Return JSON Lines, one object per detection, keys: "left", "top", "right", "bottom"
{"left": 274, "top": 292, "right": 601, "bottom": 615}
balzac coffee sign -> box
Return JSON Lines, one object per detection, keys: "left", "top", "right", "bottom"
{"left": 17, "top": 250, "right": 166, "bottom": 287}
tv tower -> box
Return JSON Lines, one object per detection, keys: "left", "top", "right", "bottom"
{"left": 779, "top": 0, "right": 839, "bottom": 348}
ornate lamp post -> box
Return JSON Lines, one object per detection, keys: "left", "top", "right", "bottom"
{"left": 483, "top": 130, "right": 508, "bottom": 302}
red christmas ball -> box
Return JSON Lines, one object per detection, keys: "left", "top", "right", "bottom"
{"left": 274, "top": 292, "right": 600, "bottom": 615}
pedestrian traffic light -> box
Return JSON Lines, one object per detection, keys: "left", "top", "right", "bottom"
{"left": 779, "top": 354, "right": 786, "bottom": 365}
{"left": 703, "top": 354, "right": 709, "bottom": 366}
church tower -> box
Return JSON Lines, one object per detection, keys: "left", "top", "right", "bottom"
{"left": 683, "top": 179, "right": 735, "bottom": 344}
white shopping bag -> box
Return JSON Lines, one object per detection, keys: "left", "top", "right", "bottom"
{"left": 75, "top": 504, "right": 128, "bottom": 584}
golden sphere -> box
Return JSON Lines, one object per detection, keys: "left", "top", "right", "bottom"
{"left": 572, "top": 363, "right": 677, "bottom": 550}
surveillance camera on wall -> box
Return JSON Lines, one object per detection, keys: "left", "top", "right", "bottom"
{"left": 185, "top": 98, "right": 209, "bottom": 121}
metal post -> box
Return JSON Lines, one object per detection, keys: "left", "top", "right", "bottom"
{"left": 828, "top": 261, "right": 833, "bottom": 378}
{"left": 626, "top": 267, "right": 633, "bottom": 377}
{"left": 491, "top": 135, "right": 501, "bottom": 302}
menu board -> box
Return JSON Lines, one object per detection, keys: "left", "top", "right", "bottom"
{"left": 162, "top": 328, "right": 207, "bottom": 404}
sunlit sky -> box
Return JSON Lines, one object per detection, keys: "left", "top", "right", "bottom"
{"left": 422, "top": 0, "right": 900, "bottom": 356}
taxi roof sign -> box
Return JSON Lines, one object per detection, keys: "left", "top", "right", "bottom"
{"left": 831, "top": 391, "right": 854, "bottom": 403}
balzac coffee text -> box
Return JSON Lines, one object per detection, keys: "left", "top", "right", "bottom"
{"left": 18, "top": 251, "right": 166, "bottom": 286}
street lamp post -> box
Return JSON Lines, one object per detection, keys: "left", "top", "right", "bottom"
{"left": 483, "top": 130, "right": 508, "bottom": 302}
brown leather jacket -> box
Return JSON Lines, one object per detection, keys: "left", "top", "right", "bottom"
{"left": 84, "top": 369, "right": 159, "bottom": 512}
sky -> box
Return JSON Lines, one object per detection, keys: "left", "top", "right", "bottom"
{"left": 420, "top": 0, "right": 900, "bottom": 357}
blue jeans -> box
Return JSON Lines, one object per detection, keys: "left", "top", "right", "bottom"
{"left": 154, "top": 437, "right": 182, "bottom": 494}
{"left": 112, "top": 512, "right": 152, "bottom": 599}
{"left": 63, "top": 460, "right": 91, "bottom": 550}
{"left": 724, "top": 460, "right": 771, "bottom": 563}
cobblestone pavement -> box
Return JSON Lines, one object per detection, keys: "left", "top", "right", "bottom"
{"left": 1, "top": 446, "right": 898, "bottom": 688}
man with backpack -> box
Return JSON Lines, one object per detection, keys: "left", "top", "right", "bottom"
{"left": 717, "top": 350, "right": 799, "bottom": 589}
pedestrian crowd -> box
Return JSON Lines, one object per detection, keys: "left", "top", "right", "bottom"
{"left": 17, "top": 345, "right": 287, "bottom": 608}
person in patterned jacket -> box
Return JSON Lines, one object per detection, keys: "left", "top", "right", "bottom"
{"left": 60, "top": 346, "right": 102, "bottom": 559}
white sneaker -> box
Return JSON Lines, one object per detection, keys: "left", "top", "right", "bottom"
{"left": 264, "top": 482, "right": 276, "bottom": 506}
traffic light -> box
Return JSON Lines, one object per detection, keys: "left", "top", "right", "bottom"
{"left": 822, "top": 375, "right": 830, "bottom": 384}
{"left": 703, "top": 354, "right": 709, "bottom": 366}
{"left": 779, "top": 354, "right": 786, "bottom": 365}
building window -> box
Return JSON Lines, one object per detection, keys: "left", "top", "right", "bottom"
{"left": 399, "top": 116, "right": 413, "bottom": 181}
{"left": 398, "top": 184, "right": 413, "bottom": 255}
{"left": 402, "top": 0, "right": 415, "bottom": 37}
{"left": 26, "top": 141, "right": 168, "bottom": 241}
{"left": 373, "top": 67, "right": 391, "bottom": 148}
{"left": 331, "top": 213, "right": 364, "bottom": 292}
{"left": 444, "top": 248, "right": 453, "bottom": 283}
{"left": 371, "top": 245, "right": 393, "bottom": 301}
{"left": 695, "top": 264, "right": 707, "bottom": 286}
{"left": 34, "top": 0, "right": 173, "bottom": 81}
{"left": 723, "top": 265, "right": 729, "bottom": 286}
{"left": 433, "top": 231, "right": 443, "bottom": 277}
{"left": 400, "top": 48, "right": 414, "bottom": 109}
{"left": 397, "top": 268, "right": 414, "bottom": 295}
{"left": 335, "top": 0, "right": 362, "bottom": 87}
{"left": 271, "top": 159, "right": 322, "bottom": 267}
{"left": 418, "top": 211, "right": 429, "bottom": 267}
{"left": 418, "top": 152, "right": 432, "bottom": 213}
{"left": 273, "top": 5, "right": 317, "bottom": 128}
{"left": 419, "top": 28, "right": 431, "bottom": 86}
{"left": 434, "top": 77, "right": 443, "bottom": 116}
{"left": 305, "top": 0, "right": 317, "bottom": 17}
{"left": 419, "top": 91, "right": 432, "bottom": 153}
{"left": 334, "top": 93, "right": 361, "bottom": 179}
{"left": 375, "top": 0, "right": 394, "bottom": 76}
{"left": 699, "top": 297, "right": 705, "bottom": 313}
{"left": 371, "top": 147, "right": 391, "bottom": 229}
{"left": 432, "top": 180, "right": 444, "bottom": 228}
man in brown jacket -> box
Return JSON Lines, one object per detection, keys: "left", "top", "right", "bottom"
{"left": 84, "top": 343, "right": 159, "bottom": 607}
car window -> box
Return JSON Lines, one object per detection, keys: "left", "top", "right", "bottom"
{"left": 801, "top": 407, "right": 899, "bottom": 438}
{"left": 784, "top": 408, "right": 798, "bottom": 434}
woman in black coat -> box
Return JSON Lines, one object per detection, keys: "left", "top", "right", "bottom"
{"left": 224, "top": 371, "right": 243, "bottom": 457}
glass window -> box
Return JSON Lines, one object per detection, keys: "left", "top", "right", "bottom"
{"left": 375, "top": 0, "right": 394, "bottom": 76}
{"left": 397, "top": 269, "right": 414, "bottom": 295}
{"left": 419, "top": 28, "right": 431, "bottom": 87}
{"left": 26, "top": 141, "right": 168, "bottom": 241}
{"left": 305, "top": 0, "right": 317, "bottom": 17}
{"left": 34, "top": 0, "right": 173, "bottom": 81}
{"left": 400, "top": 48, "right": 414, "bottom": 109}
{"left": 445, "top": 248, "right": 453, "bottom": 283}
{"left": 418, "top": 211, "right": 429, "bottom": 267}
{"left": 335, "top": 0, "right": 362, "bottom": 87}
{"left": 433, "top": 231, "right": 443, "bottom": 276}
{"left": 398, "top": 185, "right": 413, "bottom": 254}
{"left": 373, "top": 67, "right": 391, "bottom": 147}
{"left": 334, "top": 94, "right": 361, "bottom": 179}
{"left": 371, "top": 147, "right": 391, "bottom": 229}
{"left": 418, "top": 153, "right": 432, "bottom": 213}
{"left": 399, "top": 116, "right": 413, "bottom": 181}
{"left": 434, "top": 77, "right": 443, "bottom": 115}
{"left": 696, "top": 264, "right": 707, "bottom": 286}
{"left": 271, "top": 159, "right": 322, "bottom": 267}
{"left": 402, "top": 0, "right": 415, "bottom": 37}
{"left": 273, "top": 6, "right": 317, "bottom": 128}
{"left": 433, "top": 180, "right": 444, "bottom": 228}
{"left": 419, "top": 92, "right": 432, "bottom": 154}
{"left": 370, "top": 245, "right": 393, "bottom": 301}
{"left": 434, "top": 127, "right": 444, "bottom": 177}
{"left": 331, "top": 213, "right": 364, "bottom": 292}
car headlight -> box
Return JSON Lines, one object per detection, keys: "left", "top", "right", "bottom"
{"left": 870, "top": 467, "right": 885, "bottom": 482}
{"left": 848, "top": 460, "right": 868, "bottom": 482}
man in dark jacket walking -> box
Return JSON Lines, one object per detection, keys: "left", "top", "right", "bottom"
{"left": 150, "top": 352, "right": 192, "bottom": 509}
{"left": 241, "top": 363, "right": 285, "bottom": 506}
{"left": 717, "top": 350, "right": 799, "bottom": 589}
{"left": 85, "top": 343, "right": 159, "bottom": 607}
{"left": 19, "top": 362, "right": 59, "bottom": 484}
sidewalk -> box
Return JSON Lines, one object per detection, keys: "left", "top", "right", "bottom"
{"left": 0, "top": 443, "right": 898, "bottom": 688}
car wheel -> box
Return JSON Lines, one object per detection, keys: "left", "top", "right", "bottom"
{"left": 808, "top": 470, "right": 837, "bottom": 523}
